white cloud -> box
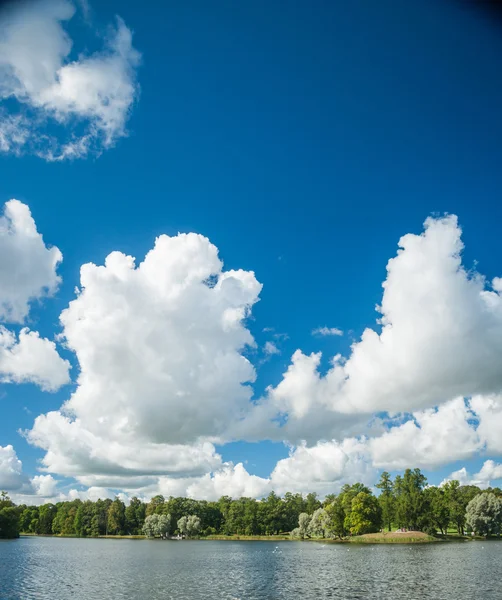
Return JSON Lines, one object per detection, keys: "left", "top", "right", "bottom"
{"left": 0, "top": 327, "right": 70, "bottom": 391}
{"left": 26, "top": 411, "right": 222, "bottom": 479}
{"left": 475, "top": 460, "right": 502, "bottom": 483}
{"left": 263, "top": 341, "right": 280, "bottom": 355}
{"left": 0, "top": 444, "right": 24, "bottom": 490}
{"left": 441, "top": 460, "right": 502, "bottom": 489}
{"left": 186, "top": 463, "right": 270, "bottom": 501}
{"left": 469, "top": 394, "right": 502, "bottom": 454}
{"left": 0, "top": 199, "right": 62, "bottom": 323}
{"left": 61, "top": 486, "right": 116, "bottom": 502}
{"left": 30, "top": 473, "right": 58, "bottom": 497}
{"left": 26, "top": 232, "right": 262, "bottom": 479}
{"left": 0, "top": 445, "right": 62, "bottom": 503}
{"left": 312, "top": 326, "right": 343, "bottom": 337}
{"left": 269, "top": 438, "right": 376, "bottom": 496}
{"left": 0, "top": 0, "right": 140, "bottom": 159}
{"left": 0, "top": 199, "right": 69, "bottom": 391}
{"left": 369, "top": 398, "right": 481, "bottom": 470}
{"left": 261, "top": 215, "right": 502, "bottom": 435}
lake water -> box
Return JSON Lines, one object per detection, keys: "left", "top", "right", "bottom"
{"left": 1, "top": 537, "right": 501, "bottom": 599}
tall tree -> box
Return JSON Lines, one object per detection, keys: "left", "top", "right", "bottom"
{"left": 424, "top": 487, "right": 449, "bottom": 536}
{"left": 376, "top": 471, "right": 395, "bottom": 531}
{"left": 325, "top": 497, "right": 347, "bottom": 539}
{"left": 394, "top": 469, "right": 428, "bottom": 531}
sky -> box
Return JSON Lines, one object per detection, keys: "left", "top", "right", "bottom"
{"left": 1, "top": 0, "right": 502, "bottom": 504}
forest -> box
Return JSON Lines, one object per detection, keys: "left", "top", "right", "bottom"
{"left": 1, "top": 469, "right": 501, "bottom": 540}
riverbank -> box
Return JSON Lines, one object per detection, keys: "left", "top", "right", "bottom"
{"left": 20, "top": 531, "right": 495, "bottom": 543}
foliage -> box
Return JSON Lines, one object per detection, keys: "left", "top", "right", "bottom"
{"left": 0, "top": 492, "right": 19, "bottom": 539}
{"left": 143, "top": 513, "right": 171, "bottom": 538}
{"left": 324, "top": 497, "right": 347, "bottom": 539}
{"left": 297, "top": 512, "right": 311, "bottom": 539}
{"left": 177, "top": 514, "right": 201, "bottom": 538}
{"left": 465, "top": 493, "right": 502, "bottom": 537}
{"left": 6, "top": 468, "right": 501, "bottom": 541}
{"left": 376, "top": 472, "right": 395, "bottom": 531}
{"left": 346, "top": 492, "right": 382, "bottom": 535}
{"left": 308, "top": 508, "right": 329, "bottom": 538}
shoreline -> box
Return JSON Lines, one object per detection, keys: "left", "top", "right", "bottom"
{"left": 18, "top": 532, "right": 495, "bottom": 544}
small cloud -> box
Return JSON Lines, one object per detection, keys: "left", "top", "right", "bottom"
{"left": 264, "top": 341, "right": 280, "bottom": 356}
{"left": 312, "top": 326, "right": 343, "bottom": 337}
{"left": 274, "top": 332, "right": 289, "bottom": 341}
{"left": 263, "top": 327, "right": 274, "bottom": 333}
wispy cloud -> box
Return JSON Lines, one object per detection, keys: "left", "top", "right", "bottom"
{"left": 0, "top": 0, "right": 141, "bottom": 160}
{"left": 312, "top": 326, "right": 343, "bottom": 337}
{"left": 264, "top": 341, "right": 280, "bottom": 356}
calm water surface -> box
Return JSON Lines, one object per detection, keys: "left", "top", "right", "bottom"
{"left": 1, "top": 537, "right": 500, "bottom": 599}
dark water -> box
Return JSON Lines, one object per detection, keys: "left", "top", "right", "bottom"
{"left": 1, "top": 537, "right": 501, "bottom": 599}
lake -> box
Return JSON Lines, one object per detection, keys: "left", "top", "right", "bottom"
{"left": 0, "top": 537, "right": 501, "bottom": 599}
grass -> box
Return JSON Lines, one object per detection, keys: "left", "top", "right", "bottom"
{"left": 349, "top": 531, "right": 438, "bottom": 544}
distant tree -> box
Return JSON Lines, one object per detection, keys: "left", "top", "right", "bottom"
{"left": 425, "top": 487, "right": 449, "bottom": 536}
{"left": 143, "top": 513, "right": 171, "bottom": 538}
{"left": 305, "top": 492, "right": 321, "bottom": 514}
{"left": 38, "top": 504, "right": 57, "bottom": 535}
{"left": 297, "top": 513, "right": 311, "bottom": 539}
{"left": 347, "top": 492, "right": 382, "bottom": 535}
{"left": 325, "top": 497, "right": 347, "bottom": 539}
{"left": 125, "top": 497, "right": 145, "bottom": 535}
{"left": 394, "top": 469, "right": 428, "bottom": 531}
{"left": 283, "top": 493, "right": 306, "bottom": 532}
{"left": 19, "top": 507, "right": 39, "bottom": 533}
{"left": 308, "top": 508, "right": 329, "bottom": 538}
{"left": 146, "top": 495, "right": 165, "bottom": 517}
{"left": 178, "top": 514, "right": 201, "bottom": 538}
{"left": 107, "top": 498, "right": 126, "bottom": 535}
{"left": 376, "top": 471, "right": 395, "bottom": 531}
{"left": 466, "top": 493, "right": 502, "bottom": 537}
{"left": 0, "top": 493, "right": 19, "bottom": 539}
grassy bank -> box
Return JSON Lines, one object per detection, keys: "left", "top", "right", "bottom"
{"left": 349, "top": 531, "right": 438, "bottom": 544}
{"left": 204, "top": 534, "right": 292, "bottom": 541}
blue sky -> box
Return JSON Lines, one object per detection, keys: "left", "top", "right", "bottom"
{"left": 1, "top": 0, "right": 502, "bottom": 502}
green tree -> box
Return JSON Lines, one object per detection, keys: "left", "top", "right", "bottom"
{"left": 146, "top": 495, "right": 165, "bottom": 517}
{"left": 394, "top": 469, "right": 428, "bottom": 531}
{"left": 107, "top": 498, "right": 126, "bottom": 535}
{"left": 38, "top": 504, "right": 57, "bottom": 535}
{"left": 178, "top": 514, "right": 201, "bottom": 538}
{"left": 376, "top": 471, "right": 395, "bottom": 531}
{"left": 424, "top": 486, "right": 449, "bottom": 535}
{"left": 297, "top": 512, "right": 311, "bottom": 539}
{"left": 325, "top": 497, "right": 347, "bottom": 539}
{"left": 125, "top": 497, "right": 145, "bottom": 534}
{"left": 466, "top": 492, "right": 502, "bottom": 537}
{"left": 347, "top": 492, "right": 382, "bottom": 535}
{"left": 305, "top": 492, "right": 321, "bottom": 514}
{"left": 0, "top": 492, "right": 19, "bottom": 539}
{"left": 143, "top": 513, "right": 171, "bottom": 538}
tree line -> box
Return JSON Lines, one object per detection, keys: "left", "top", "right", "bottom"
{"left": 1, "top": 469, "right": 501, "bottom": 540}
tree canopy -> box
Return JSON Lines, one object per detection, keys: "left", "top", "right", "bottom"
{"left": 2, "top": 467, "right": 501, "bottom": 541}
